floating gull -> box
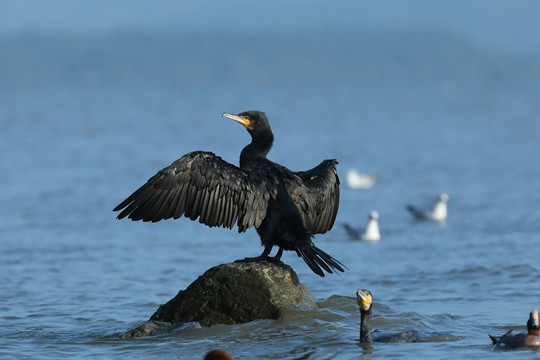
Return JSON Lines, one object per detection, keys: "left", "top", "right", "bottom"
{"left": 406, "top": 193, "right": 449, "bottom": 222}
{"left": 346, "top": 169, "right": 377, "bottom": 189}
{"left": 343, "top": 211, "right": 380, "bottom": 241}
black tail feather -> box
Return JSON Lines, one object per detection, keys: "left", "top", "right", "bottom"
{"left": 296, "top": 245, "right": 347, "bottom": 277}
{"left": 297, "top": 249, "right": 324, "bottom": 277}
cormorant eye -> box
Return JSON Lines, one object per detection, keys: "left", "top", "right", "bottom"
{"left": 243, "top": 116, "right": 250, "bottom": 120}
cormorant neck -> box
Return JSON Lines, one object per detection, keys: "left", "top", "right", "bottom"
{"left": 240, "top": 131, "right": 274, "bottom": 167}
{"left": 360, "top": 309, "right": 373, "bottom": 343}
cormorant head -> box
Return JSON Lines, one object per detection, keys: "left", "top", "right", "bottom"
{"left": 528, "top": 310, "right": 540, "bottom": 335}
{"left": 222, "top": 111, "right": 274, "bottom": 163}
{"left": 222, "top": 111, "right": 272, "bottom": 137}
{"left": 356, "top": 289, "right": 373, "bottom": 313}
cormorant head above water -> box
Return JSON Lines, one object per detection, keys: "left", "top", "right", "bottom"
{"left": 356, "top": 289, "right": 421, "bottom": 343}
{"left": 113, "top": 111, "right": 345, "bottom": 277}
{"left": 357, "top": 289, "right": 373, "bottom": 313}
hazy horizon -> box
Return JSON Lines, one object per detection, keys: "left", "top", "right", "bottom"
{"left": 2, "top": 27, "right": 538, "bottom": 91}
{"left": 1, "top": 0, "right": 540, "bottom": 55}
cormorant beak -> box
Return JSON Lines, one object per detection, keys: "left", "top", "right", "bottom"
{"left": 356, "top": 289, "right": 372, "bottom": 306}
{"left": 222, "top": 112, "right": 250, "bottom": 128}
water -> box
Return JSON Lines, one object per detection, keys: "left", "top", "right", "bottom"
{"left": 1, "top": 84, "right": 540, "bottom": 359}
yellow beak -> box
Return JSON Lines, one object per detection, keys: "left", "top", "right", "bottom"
{"left": 222, "top": 112, "right": 250, "bottom": 127}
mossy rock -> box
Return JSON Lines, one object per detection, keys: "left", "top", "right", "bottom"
{"left": 150, "top": 260, "right": 316, "bottom": 327}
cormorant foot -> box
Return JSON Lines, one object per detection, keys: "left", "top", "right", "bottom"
{"left": 234, "top": 256, "right": 267, "bottom": 263}
{"left": 234, "top": 256, "right": 284, "bottom": 265}
{"left": 266, "top": 255, "right": 284, "bottom": 264}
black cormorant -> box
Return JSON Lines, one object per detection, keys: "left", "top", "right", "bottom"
{"left": 357, "top": 289, "right": 421, "bottom": 343}
{"left": 490, "top": 309, "right": 540, "bottom": 350}
{"left": 113, "top": 111, "right": 345, "bottom": 277}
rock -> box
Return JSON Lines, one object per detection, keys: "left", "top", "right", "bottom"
{"left": 150, "top": 260, "right": 317, "bottom": 327}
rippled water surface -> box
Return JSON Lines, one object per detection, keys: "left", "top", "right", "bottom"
{"left": 1, "top": 85, "right": 540, "bottom": 359}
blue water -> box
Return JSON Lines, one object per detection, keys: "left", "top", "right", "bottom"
{"left": 1, "top": 84, "right": 540, "bottom": 359}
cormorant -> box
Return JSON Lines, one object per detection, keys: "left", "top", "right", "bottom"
{"left": 357, "top": 289, "right": 421, "bottom": 343}
{"left": 490, "top": 309, "right": 540, "bottom": 350}
{"left": 113, "top": 111, "right": 345, "bottom": 277}
{"left": 343, "top": 211, "right": 380, "bottom": 241}
{"left": 406, "top": 193, "right": 449, "bottom": 223}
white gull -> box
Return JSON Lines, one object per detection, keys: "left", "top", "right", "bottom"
{"left": 343, "top": 211, "right": 381, "bottom": 241}
{"left": 406, "top": 193, "right": 449, "bottom": 223}
{"left": 346, "top": 169, "right": 377, "bottom": 189}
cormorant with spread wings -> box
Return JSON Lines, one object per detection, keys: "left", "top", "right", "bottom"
{"left": 113, "top": 111, "right": 345, "bottom": 276}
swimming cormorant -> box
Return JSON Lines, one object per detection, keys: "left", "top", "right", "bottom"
{"left": 357, "top": 289, "right": 421, "bottom": 343}
{"left": 490, "top": 309, "right": 540, "bottom": 350}
{"left": 113, "top": 111, "right": 345, "bottom": 277}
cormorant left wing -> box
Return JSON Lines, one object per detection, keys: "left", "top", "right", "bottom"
{"left": 113, "top": 151, "right": 273, "bottom": 231}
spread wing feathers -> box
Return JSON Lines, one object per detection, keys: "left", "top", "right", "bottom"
{"left": 113, "top": 151, "right": 275, "bottom": 231}
{"left": 285, "top": 159, "right": 340, "bottom": 234}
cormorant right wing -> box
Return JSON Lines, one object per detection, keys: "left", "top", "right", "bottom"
{"left": 113, "top": 151, "right": 275, "bottom": 231}
{"left": 287, "top": 159, "right": 340, "bottom": 234}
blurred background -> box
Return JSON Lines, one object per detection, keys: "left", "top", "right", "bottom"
{"left": 1, "top": 0, "right": 540, "bottom": 90}
{"left": 1, "top": 1, "right": 540, "bottom": 359}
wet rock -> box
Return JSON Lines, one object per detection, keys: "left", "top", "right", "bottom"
{"left": 150, "top": 260, "right": 316, "bottom": 327}
{"left": 120, "top": 320, "right": 200, "bottom": 339}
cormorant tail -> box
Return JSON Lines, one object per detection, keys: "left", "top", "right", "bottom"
{"left": 296, "top": 245, "right": 347, "bottom": 277}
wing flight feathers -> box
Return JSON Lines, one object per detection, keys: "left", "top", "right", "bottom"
{"left": 113, "top": 151, "right": 271, "bottom": 231}
{"left": 287, "top": 159, "right": 340, "bottom": 234}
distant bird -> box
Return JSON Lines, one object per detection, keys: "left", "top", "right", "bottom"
{"left": 113, "top": 111, "right": 345, "bottom": 277}
{"left": 346, "top": 169, "right": 377, "bottom": 189}
{"left": 204, "top": 350, "right": 234, "bottom": 360}
{"left": 356, "top": 289, "right": 421, "bottom": 343}
{"left": 343, "top": 211, "right": 381, "bottom": 241}
{"left": 406, "top": 193, "right": 449, "bottom": 222}
{"left": 490, "top": 309, "right": 540, "bottom": 350}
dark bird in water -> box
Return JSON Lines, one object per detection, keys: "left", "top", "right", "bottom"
{"left": 113, "top": 111, "right": 345, "bottom": 277}
{"left": 490, "top": 309, "right": 540, "bottom": 350}
{"left": 204, "top": 350, "right": 234, "bottom": 360}
{"left": 356, "top": 289, "right": 422, "bottom": 343}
